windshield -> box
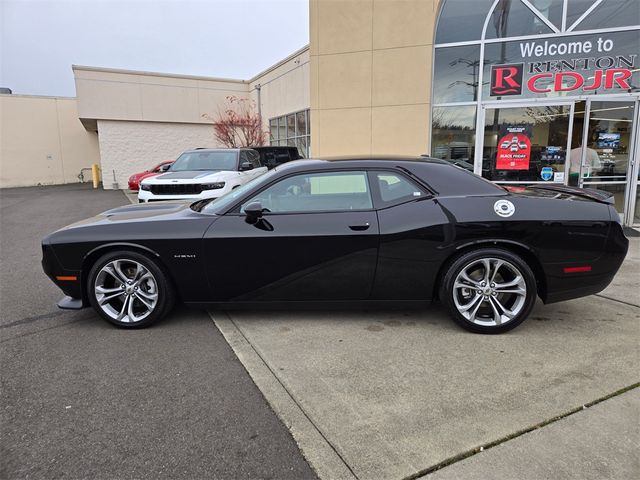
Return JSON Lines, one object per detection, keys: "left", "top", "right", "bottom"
{"left": 170, "top": 151, "right": 238, "bottom": 172}
{"left": 197, "top": 169, "right": 279, "bottom": 214}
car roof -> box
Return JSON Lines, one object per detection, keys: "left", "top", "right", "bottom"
{"left": 273, "top": 156, "right": 446, "bottom": 171}
{"left": 182, "top": 148, "right": 252, "bottom": 154}
{"left": 272, "top": 156, "right": 505, "bottom": 196}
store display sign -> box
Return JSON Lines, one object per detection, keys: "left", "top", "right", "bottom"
{"left": 490, "top": 36, "right": 636, "bottom": 96}
{"left": 496, "top": 126, "right": 531, "bottom": 170}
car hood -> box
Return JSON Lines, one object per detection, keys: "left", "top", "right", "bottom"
{"left": 53, "top": 201, "right": 201, "bottom": 232}
{"left": 143, "top": 170, "right": 237, "bottom": 184}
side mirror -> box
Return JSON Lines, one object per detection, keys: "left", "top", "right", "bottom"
{"left": 239, "top": 162, "right": 254, "bottom": 171}
{"left": 160, "top": 164, "right": 171, "bottom": 172}
{"left": 244, "top": 201, "right": 263, "bottom": 224}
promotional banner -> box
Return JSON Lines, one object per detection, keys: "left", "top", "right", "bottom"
{"left": 496, "top": 126, "right": 532, "bottom": 170}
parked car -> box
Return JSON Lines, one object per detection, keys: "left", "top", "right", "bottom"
{"left": 249, "top": 145, "right": 302, "bottom": 169}
{"left": 42, "top": 157, "right": 628, "bottom": 333}
{"left": 127, "top": 160, "right": 174, "bottom": 191}
{"left": 138, "top": 148, "right": 266, "bottom": 203}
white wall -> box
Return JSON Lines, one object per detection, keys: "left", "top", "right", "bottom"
{"left": 97, "top": 120, "right": 221, "bottom": 189}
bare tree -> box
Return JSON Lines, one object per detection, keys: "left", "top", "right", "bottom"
{"left": 203, "top": 96, "right": 267, "bottom": 147}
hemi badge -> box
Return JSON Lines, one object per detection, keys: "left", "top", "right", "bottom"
{"left": 56, "top": 275, "right": 78, "bottom": 281}
{"left": 563, "top": 266, "right": 592, "bottom": 273}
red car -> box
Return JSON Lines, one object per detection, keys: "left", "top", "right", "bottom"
{"left": 127, "top": 160, "right": 174, "bottom": 191}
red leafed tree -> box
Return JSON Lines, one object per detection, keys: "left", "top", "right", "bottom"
{"left": 204, "top": 96, "right": 267, "bottom": 148}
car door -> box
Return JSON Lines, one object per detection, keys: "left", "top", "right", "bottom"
{"left": 367, "top": 170, "right": 451, "bottom": 301}
{"left": 202, "top": 170, "right": 379, "bottom": 302}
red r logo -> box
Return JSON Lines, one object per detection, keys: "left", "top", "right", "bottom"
{"left": 490, "top": 64, "right": 524, "bottom": 96}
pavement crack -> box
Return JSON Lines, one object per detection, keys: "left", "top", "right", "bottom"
{"left": 404, "top": 382, "right": 640, "bottom": 480}
{"left": 594, "top": 294, "right": 640, "bottom": 309}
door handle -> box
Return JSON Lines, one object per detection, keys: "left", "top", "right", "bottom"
{"left": 349, "top": 223, "right": 370, "bottom": 231}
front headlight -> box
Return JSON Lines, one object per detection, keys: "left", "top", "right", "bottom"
{"left": 202, "top": 182, "right": 225, "bottom": 190}
{"left": 140, "top": 183, "right": 152, "bottom": 191}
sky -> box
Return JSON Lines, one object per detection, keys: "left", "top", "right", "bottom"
{"left": 0, "top": 0, "right": 309, "bottom": 97}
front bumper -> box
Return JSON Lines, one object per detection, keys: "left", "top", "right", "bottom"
{"left": 41, "top": 243, "right": 87, "bottom": 309}
{"left": 138, "top": 187, "right": 226, "bottom": 203}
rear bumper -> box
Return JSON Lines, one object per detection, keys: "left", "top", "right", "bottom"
{"left": 542, "top": 223, "right": 629, "bottom": 304}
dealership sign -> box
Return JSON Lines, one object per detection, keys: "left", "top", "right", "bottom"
{"left": 490, "top": 37, "right": 636, "bottom": 96}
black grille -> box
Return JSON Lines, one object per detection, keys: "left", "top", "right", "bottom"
{"left": 150, "top": 184, "right": 204, "bottom": 195}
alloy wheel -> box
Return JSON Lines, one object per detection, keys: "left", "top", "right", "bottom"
{"left": 94, "top": 259, "right": 159, "bottom": 323}
{"left": 452, "top": 257, "right": 527, "bottom": 327}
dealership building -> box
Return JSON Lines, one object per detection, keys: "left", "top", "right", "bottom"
{"left": 1, "top": 0, "right": 639, "bottom": 226}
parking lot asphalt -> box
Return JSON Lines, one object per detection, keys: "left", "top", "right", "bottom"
{"left": 0, "top": 184, "right": 315, "bottom": 479}
{"left": 213, "top": 239, "right": 640, "bottom": 480}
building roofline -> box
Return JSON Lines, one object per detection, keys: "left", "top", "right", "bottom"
{"left": 71, "top": 46, "right": 310, "bottom": 86}
{"left": 0, "top": 93, "right": 77, "bottom": 100}
{"left": 249, "top": 45, "right": 310, "bottom": 83}
{"left": 71, "top": 65, "right": 247, "bottom": 84}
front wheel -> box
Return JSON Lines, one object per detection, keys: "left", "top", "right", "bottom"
{"left": 440, "top": 248, "right": 537, "bottom": 334}
{"left": 87, "top": 250, "right": 175, "bottom": 328}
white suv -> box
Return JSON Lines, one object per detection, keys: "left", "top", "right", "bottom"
{"left": 139, "top": 148, "right": 267, "bottom": 203}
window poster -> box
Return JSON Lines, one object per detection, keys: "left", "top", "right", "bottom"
{"left": 496, "top": 125, "right": 532, "bottom": 170}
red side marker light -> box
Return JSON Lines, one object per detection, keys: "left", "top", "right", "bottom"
{"left": 563, "top": 266, "right": 592, "bottom": 273}
{"left": 56, "top": 275, "right": 77, "bottom": 281}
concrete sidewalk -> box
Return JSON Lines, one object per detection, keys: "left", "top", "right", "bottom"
{"left": 425, "top": 388, "right": 639, "bottom": 480}
{"left": 212, "top": 238, "right": 640, "bottom": 479}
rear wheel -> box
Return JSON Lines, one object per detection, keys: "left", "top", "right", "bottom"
{"left": 440, "top": 248, "right": 537, "bottom": 334}
{"left": 87, "top": 250, "right": 174, "bottom": 328}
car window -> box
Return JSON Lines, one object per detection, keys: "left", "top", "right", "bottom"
{"left": 239, "top": 151, "right": 249, "bottom": 167}
{"left": 372, "top": 171, "right": 425, "bottom": 206}
{"left": 241, "top": 171, "right": 373, "bottom": 213}
{"left": 248, "top": 150, "right": 262, "bottom": 168}
{"left": 171, "top": 151, "right": 237, "bottom": 171}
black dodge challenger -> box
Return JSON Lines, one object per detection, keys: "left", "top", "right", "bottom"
{"left": 42, "top": 158, "right": 628, "bottom": 333}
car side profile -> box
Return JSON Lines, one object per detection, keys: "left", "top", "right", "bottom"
{"left": 138, "top": 148, "right": 267, "bottom": 203}
{"left": 42, "top": 157, "right": 628, "bottom": 334}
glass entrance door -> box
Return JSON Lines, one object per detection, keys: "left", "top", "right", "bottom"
{"left": 573, "top": 99, "right": 639, "bottom": 225}
{"left": 481, "top": 103, "right": 573, "bottom": 184}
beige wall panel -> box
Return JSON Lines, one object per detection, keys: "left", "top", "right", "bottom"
{"left": 317, "top": 0, "right": 373, "bottom": 54}
{"left": 74, "top": 67, "right": 249, "bottom": 124}
{"left": 372, "top": 45, "right": 432, "bottom": 106}
{"left": 316, "top": 108, "right": 371, "bottom": 157}
{"left": 197, "top": 87, "right": 249, "bottom": 121}
{"left": 97, "top": 120, "right": 223, "bottom": 189}
{"left": 371, "top": 104, "right": 430, "bottom": 155}
{"left": 310, "top": 52, "right": 320, "bottom": 112}
{"left": 251, "top": 52, "right": 311, "bottom": 127}
{"left": 140, "top": 85, "right": 200, "bottom": 123}
{"left": 75, "top": 79, "right": 143, "bottom": 120}
{"left": 0, "top": 96, "right": 100, "bottom": 188}
{"left": 310, "top": 109, "right": 320, "bottom": 156}
{"left": 310, "top": 0, "right": 319, "bottom": 56}
{"left": 55, "top": 99, "right": 101, "bottom": 183}
{"left": 318, "top": 51, "right": 372, "bottom": 109}
{"left": 373, "top": 0, "right": 436, "bottom": 50}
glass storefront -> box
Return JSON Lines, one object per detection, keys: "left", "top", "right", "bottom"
{"left": 432, "top": 0, "right": 640, "bottom": 226}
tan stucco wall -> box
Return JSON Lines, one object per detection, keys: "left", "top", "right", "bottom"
{"left": 97, "top": 120, "right": 223, "bottom": 189}
{"left": 249, "top": 47, "right": 311, "bottom": 130}
{"left": 74, "top": 66, "right": 249, "bottom": 127}
{"left": 0, "top": 94, "right": 100, "bottom": 188}
{"left": 310, "top": 0, "right": 440, "bottom": 157}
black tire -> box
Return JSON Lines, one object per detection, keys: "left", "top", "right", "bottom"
{"left": 440, "top": 248, "right": 537, "bottom": 334}
{"left": 87, "top": 250, "right": 175, "bottom": 328}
